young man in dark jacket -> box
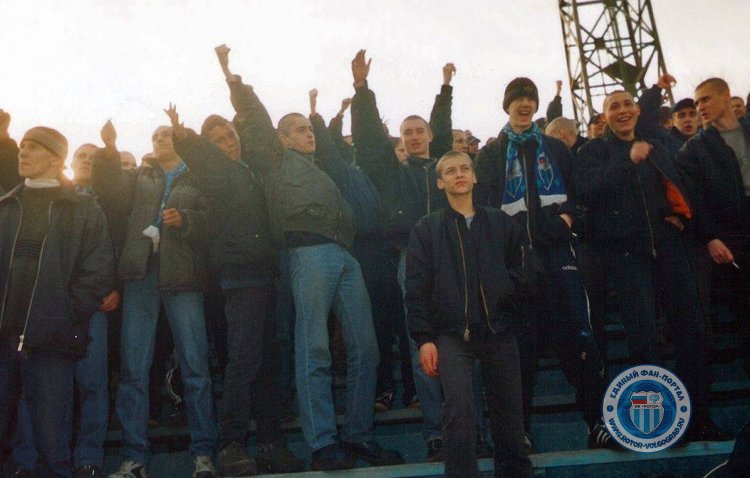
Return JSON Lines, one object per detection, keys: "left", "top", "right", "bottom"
{"left": 406, "top": 151, "right": 532, "bottom": 478}
{"left": 166, "top": 104, "right": 303, "bottom": 475}
{"left": 0, "top": 126, "right": 115, "bottom": 477}
{"left": 676, "top": 77, "right": 750, "bottom": 387}
{"left": 576, "top": 89, "right": 729, "bottom": 442}
{"left": 217, "top": 45, "right": 402, "bottom": 471}
{"left": 351, "top": 50, "right": 486, "bottom": 460}
{"left": 475, "top": 77, "right": 613, "bottom": 450}
{"left": 94, "top": 122, "right": 219, "bottom": 478}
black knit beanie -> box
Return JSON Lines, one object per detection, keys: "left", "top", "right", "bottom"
{"left": 503, "top": 77, "right": 539, "bottom": 113}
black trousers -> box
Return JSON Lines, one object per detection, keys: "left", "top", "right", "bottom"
{"left": 219, "top": 284, "right": 282, "bottom": 447}
{"left": 518, "top": 243, "right": 605, "bottom": 430}
{"left": 436, "top": 333, "right": 532, "bottom": 478}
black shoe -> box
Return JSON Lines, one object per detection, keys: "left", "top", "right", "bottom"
{"left": 340, "top": 440, "right": 404, "bottom": 466}
{"left": 257, "top": 438, "right": 305, "bottom": 473}
{"left": 476, "top": 434, "right": 494, "bottom": 458}
{"left": 375, "top": 389, "right": 394, "bottom": 412}
{"left": 75, "top": 465, "right": 102, "bottom": 478}
{"left": 426, "top": 437, "right": 444, "bottom": 462}
{"left": 686, "top": 415, "right": 733, "bottom": 442}
{"left": 218, "top": 442, "right": 256, "bottom": 476}
{"left": 588, "top": 421, "right": 621, "bottom": 450}
{"left": 311, "top": 444, "right": 354, "bottom": 471}
{"left": 523, "top": 432, "right": 533, "bottom": 455}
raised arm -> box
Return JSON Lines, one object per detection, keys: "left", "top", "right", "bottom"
{"left": 165, "top": 104, "right": 239, "bottom": 200}
{"left": 637, "top": 74, "right": 674, "bottom": 139}
{"left": 328, "top": 98, "right": 355, "bottom": 163}
{"left": 428, "top": 63, "right": 455, "bottom": 159}
{"left": 0, "top": 110, "right": 21, "bottom": 193}
{"left": 214, "top": 44, "right": 285, "bottom": 173}
{"left": 350, "top": 49, "right": 400, "bottom": 193}
{"left": 92, "top": 120, "right": 136, "bottom": 217}
{"left": 546, "top": 80, "right": 563, "bottom": 123}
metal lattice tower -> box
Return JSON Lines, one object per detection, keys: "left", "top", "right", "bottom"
{"left": 558, "top": 0, "right": 672, "bottom": 128}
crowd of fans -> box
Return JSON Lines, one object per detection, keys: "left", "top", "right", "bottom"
{"left": 0, "top": 43, "right": 749, "bottom": 478}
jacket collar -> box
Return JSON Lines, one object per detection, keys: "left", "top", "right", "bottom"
{"left": 0, "top": 181, "right": 80, "bottom": 206}
{"left": 406, "top": 156, "right": 435, "bottom": 167}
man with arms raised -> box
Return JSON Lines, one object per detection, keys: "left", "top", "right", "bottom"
{"left": 218, "top": 45, "right": 401, "bottom": 471}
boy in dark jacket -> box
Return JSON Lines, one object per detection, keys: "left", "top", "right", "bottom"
{"left": 216, "top": 44, "right": 401, "bottom": 471}
{"left": 676, "top": 78, "right": 750, "bottom": 406}
{"left": 475, "top": 77, "right": 613, "bottom": 450}
{"left": 0, "top": 126, "right": 115, "bottom": 477}
{"left": 406, "top": 151, "right": 532, "bottom": 478}
{"left": 576, "top": 89, "right": 729, "bottom": 442}
{"left": 166, "top": 105, "right": 303, "bottom": 475}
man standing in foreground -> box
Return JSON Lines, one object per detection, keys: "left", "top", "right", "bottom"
{"left": 406, "top": 151, "right": 532, "bottom": 478}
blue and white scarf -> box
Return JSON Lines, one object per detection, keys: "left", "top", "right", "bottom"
{"left": 501, "top": 123, "right": 567, "bottom": 216}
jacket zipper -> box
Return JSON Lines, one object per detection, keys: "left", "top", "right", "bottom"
{"left": 519, "top": 147, "right": 534, "bottom": 250}
{"left": 479, "top": 283, "right": 496, "bottom": 334}
{"left": 454, "top": 218, "right": 470, "bottom": 342}
{"left": 635, "top": 170, "right": 657, "bottom": 259}
{"left": 0, "top": 197, "right": 24, "bottom": 332}
{"left": 424, "top": 165, "right": 431, "bottom": 215}
{"left": 18, "top": 201, "right": 53, "bottom": 352}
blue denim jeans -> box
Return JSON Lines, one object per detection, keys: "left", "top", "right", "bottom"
{"left": 398, "top": 249, "right": 489, "bottom": 443}
{"left": 289, "top": 243, "right": 378, "bottom": 452}
{"left": 15, "top": 311, "right": 109, "bottom": 470}
{"left": 116, "top": 267, "right": 217, "bottom": 463}
{"left": 0, "top": 337, "right": 75, "bottom": 478}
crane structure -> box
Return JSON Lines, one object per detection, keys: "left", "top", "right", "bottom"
{"left": 558, "top": 0, "right": 672, "bottom": 128}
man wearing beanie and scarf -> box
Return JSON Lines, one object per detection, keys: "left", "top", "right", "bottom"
{"left": 475, "top": 78, "right": 617, "bottom": 450}
{"left": 0, "top": 126, "right": 115, "bottom": 477}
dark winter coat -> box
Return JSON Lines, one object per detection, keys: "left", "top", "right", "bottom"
{"left": 0, "top": 184, "right": 115, "bottom": 357}
{"left": 405, "top": 205, "right": 527, "bottom": 347}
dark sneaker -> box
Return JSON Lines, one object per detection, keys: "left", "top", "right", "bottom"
{"left": 107, "top": 461, "right": 148, "bottom": 478}
{"left": 192, "top": 455, "right": 217, "bottom": 478}
{"left": 426, "top": 437, "right": 444, "bottom": 462}
{"left": 476, "top": 434, "right": 494, "bottom": 458}
{"left": 75, "top": 464, "right": 102, "bottom": 478}
{"left": 218, "top": 442, "right": 256, "bottom": 476}
{"left": 685, "top": 415, "right": 733, "bottom": 442}
{"left": 340, "top": 440, "right": 404, "bottom": 466}
{"left": 257, "top": 438, "right": 305, "bottom": 473}
{"left": 311, "top": 444, "right": 354, "bottom": 471}
{"left": 588, "top": 421, "right": 621, "bottom": 450}
{"left": 375, "top": 389, "right": 394, "bottom": 412}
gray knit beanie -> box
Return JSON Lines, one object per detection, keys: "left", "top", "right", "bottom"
{"left": 22, "top": 126, "right": 68, "bottom": 160}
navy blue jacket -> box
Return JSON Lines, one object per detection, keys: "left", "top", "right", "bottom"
{"left": 351, "top": 81, "right": 453, "bottom": 246}
{"left": 406, "top": 205, "right": 527, "bottom": 347}
{"left": 575, "top": 131, "right": 693, "bottom": 253}
{"left": 675, "top": 120, "right": 750, "bottom": 243}
{"left": 0, "top": 184, "right": 115, "bottom": 357}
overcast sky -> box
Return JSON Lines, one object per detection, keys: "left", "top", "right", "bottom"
{"left": 1, "top": 0, "right": 748, "bottom": 168}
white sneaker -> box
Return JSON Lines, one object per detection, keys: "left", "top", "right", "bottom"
{"left": 107, "top": 460, "right": 148, "bottom": 478}
{"left": 193, "top": 455, "right": 217, "bottom": 478}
